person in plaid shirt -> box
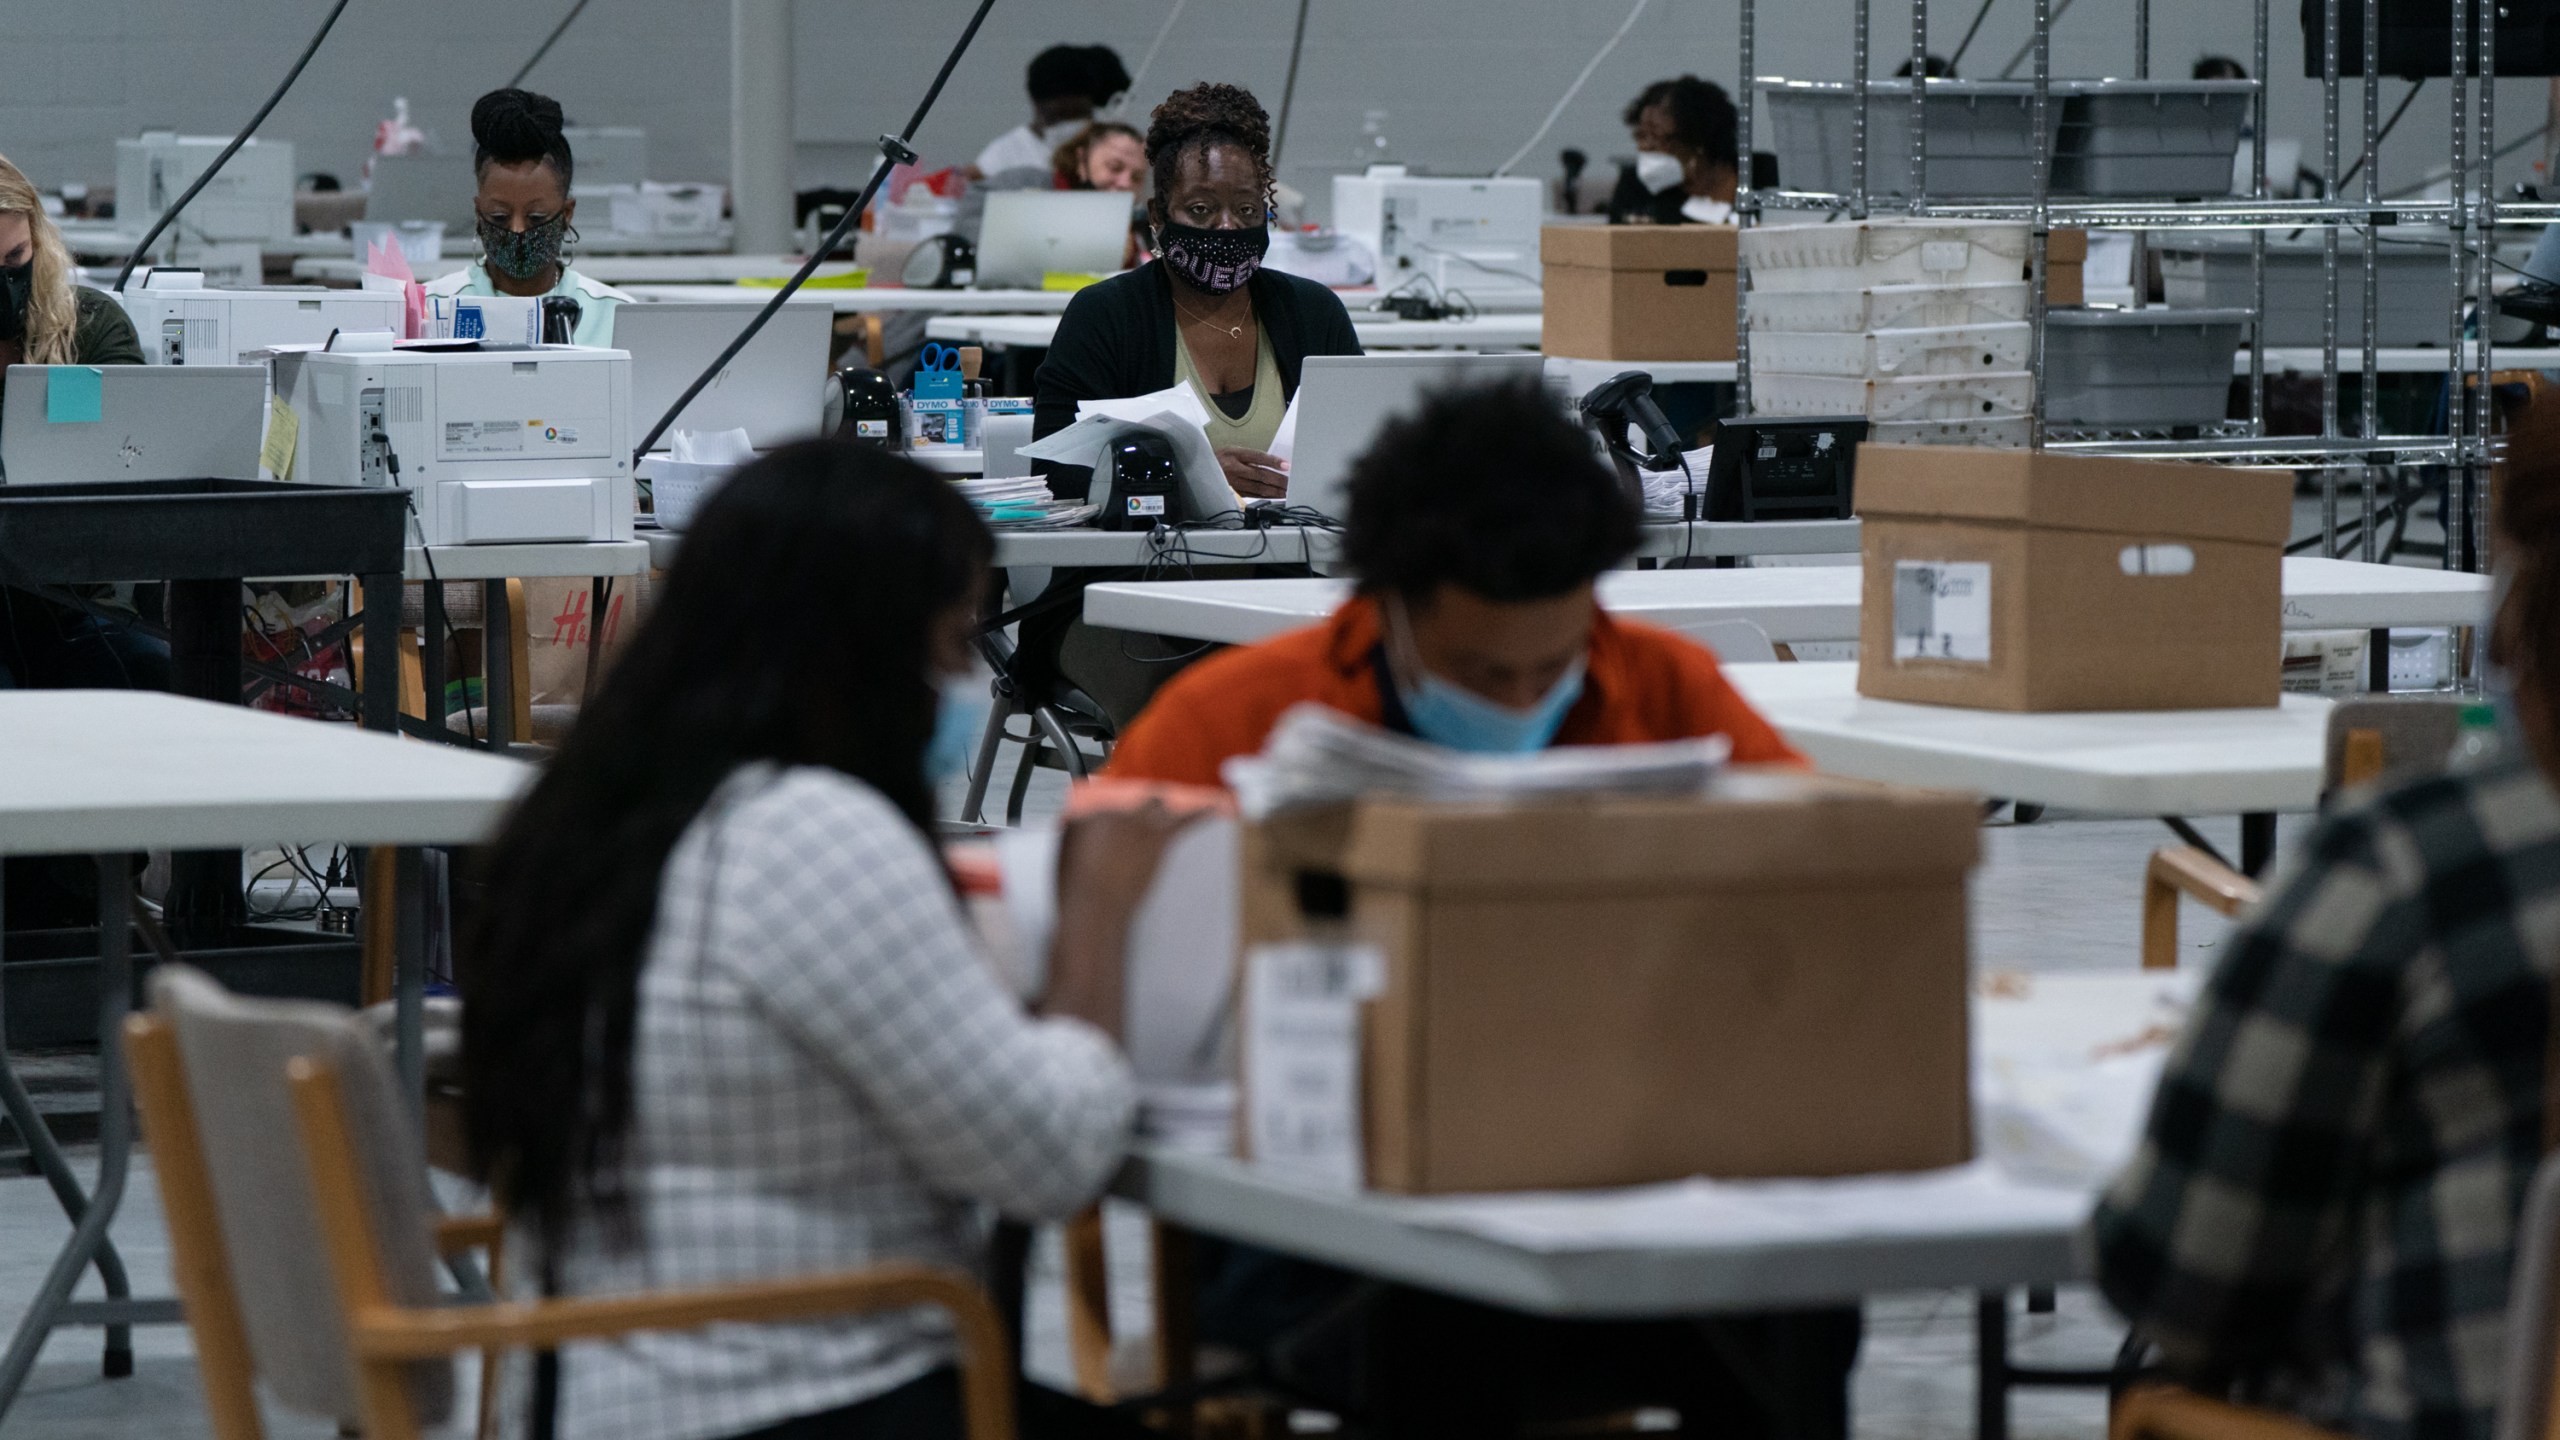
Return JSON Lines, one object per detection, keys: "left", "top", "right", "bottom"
{"left": 2091, "top": 403, "right": 2560, "bottom": 1440}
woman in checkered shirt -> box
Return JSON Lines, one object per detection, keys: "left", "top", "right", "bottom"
{"left": 2093, "top": 401, "right": 2560, "bottom": 1440}
{"left": 459, "top": 442, "right": 1185, "bottom": 1440}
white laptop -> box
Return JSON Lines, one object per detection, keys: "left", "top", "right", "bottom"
{"left": 1, "top": 365, "right": 264, "bottom": 484}
{"left": 618, "top": 300, "right": 834, "bottom": 451}
{"left": 975, "top": 191, "right": 1132, "bottom": 289}
{"left": 1283, "top": 354, "right": 1550, "bottom": 522}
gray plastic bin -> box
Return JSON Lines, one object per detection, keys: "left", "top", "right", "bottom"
{"left": 2155, "top": 234, "right": 2453, "bottom": 346}
{"left": 2054, "top": 80, "right": 2253, "bottom": 197}
{"left": 2042, "top": 307, "right": 2250, "bottom": 429}
{"left": 1758, "top": 80, "right": 2064, "bottom": 198}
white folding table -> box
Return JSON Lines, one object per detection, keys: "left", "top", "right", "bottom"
{"left": 618, "top": 283, "right": 1078, "bottom": 314}
{"left": 1084, "top": 557, "right": 2489, "bottom": 648}
{"left": 923, "top": 311, "right": 1546, "bottom": 352}
{"left": 1120, "top": 971, "right": 2174, "bottom": 1440}
{"left": 0, "top": 692, "right": 527, "bottom": 1416}
{"left": 1726, "top": 661, "right": 2329, "bottom": 871}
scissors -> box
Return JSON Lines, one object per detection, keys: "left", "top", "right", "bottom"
{"left": 917, "top": 343, "right": 963, "bottom": 374}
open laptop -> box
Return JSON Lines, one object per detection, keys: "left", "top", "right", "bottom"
{"left": 618, "top": 300, "right": 834, "bottom": 451}
{"left": 975, "top": 191, "right": 1131, "bottom": 289}
{"left": 1283, "top": 354, "right": 1549, "bottom": 521}
{"left": 1, "top": 365, "right": 264, "bottom": 484}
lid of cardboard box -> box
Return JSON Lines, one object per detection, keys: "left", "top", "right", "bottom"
{"left": 2046, "top": 227, "right": 2090, "bottom": 263}
{"left": 1255, "top": 768, "right": 1978, "bottom": 894}
{"left": 1543, "top": 222, "right": 1737, "bottom": 272}
{"left": 1854, "top": 444, "right": 2292, "bottom": 545}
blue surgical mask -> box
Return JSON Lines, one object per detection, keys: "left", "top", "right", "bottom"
{"left": 1386, "top": 598, "right": 1587, "bottom": 754}
{"left": 926, "top": 673, "right": 992, "bottom": 783}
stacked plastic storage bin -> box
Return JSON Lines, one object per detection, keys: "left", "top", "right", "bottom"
{"left": 1742, "top": 219, "right": 2036, "bottom": 447}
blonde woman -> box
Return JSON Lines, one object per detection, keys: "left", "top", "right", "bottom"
{"left": 0, "top": 152, "right": 155, "bottom": 697}
{"left": 0, "top": 154, "right": 142, "bottom": 381}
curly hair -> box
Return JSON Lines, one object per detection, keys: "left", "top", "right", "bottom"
{"left": 1623, "top": 75, "right": 1737, "bottom": 170}
{"left": 2493, "top": 398, "right": 2560, "bottom": 755}
{"left": 472, "top": 86, "right": 574, "bottom": 190}
{"left": 1051, "top": 120, "right": 1143, "bottom": 188}
{"left": 1342, "top": 378, "right": 1639, "bottom": 603}
{"left": 0, "top": 154, "right": 80, "bottom": 364}
{"left": 1144, "top": 82, "right": 1275, "bottom": 226}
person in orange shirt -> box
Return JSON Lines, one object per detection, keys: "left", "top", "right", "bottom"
{"left": 1107, "top": 375, "right": 1804, "bottom": 785}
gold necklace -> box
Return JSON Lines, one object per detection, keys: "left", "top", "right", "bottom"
{"left": 1172, "top": 290, "right": 1250, "bottom": 341}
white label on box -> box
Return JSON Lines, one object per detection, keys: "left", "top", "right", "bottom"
{"left": 1893, "top": 560, "right": 1993, "bottom": 664}
{"left": 1244, "top": 941, "right": 1384, "bottom": 1191}
{"left": 444, "top": 419, "right": 527, "bottom": 455}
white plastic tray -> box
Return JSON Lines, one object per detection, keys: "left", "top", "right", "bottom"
{"left": 1868, "top": 415, "right": 2033, "bottom": 448}
{"left": 1754, "top": 369, "right": 2036, "bottom": 421}
{"left": 1740, "top": 220, "right": 2031, "bottom": 293}
{"left": 1750, "top": 322, "right": 2032, "bottom": 378}
{"left": 1748, "top": 281, "right": 2032, "bottom": 333}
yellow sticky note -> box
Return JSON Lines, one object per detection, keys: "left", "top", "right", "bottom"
{"left": 261, "top": 394, "right": 299, "bottom": 479}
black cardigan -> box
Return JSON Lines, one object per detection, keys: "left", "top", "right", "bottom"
{"left": 1031, "top": 260, "right": 1363, "bottom": 499}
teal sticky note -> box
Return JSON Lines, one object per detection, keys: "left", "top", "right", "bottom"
{"left": 46, "top": 367, "right": 103, "bottom": 424}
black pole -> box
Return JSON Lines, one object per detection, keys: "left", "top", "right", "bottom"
{"left": 114, "top": 0, "right": 357, "bottom": 292}
{"left": 1272, "top": 0, "right": 1316, "bottom": 168}
{"left": 511, "top": 0, "right": 596, "bottom": 88}
{"left": 633, "top": 0, "right": 1002, "bottom": 463}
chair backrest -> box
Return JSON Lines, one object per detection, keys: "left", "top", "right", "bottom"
{"left": 2323, "top": 696, "right": 2466, "bottom": 794}
{"left": 148, "top": 965, "right": 453, "bottom": 1429}
{"left": 2495, "top": 1151, "right": 2560, "bottom": 1440}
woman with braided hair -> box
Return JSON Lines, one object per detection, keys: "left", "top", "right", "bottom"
{"left": 1032, "top": 81, "right": 1361, "bottom": 503}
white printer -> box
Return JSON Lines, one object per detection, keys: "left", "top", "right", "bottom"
{"left": 117, "top": 270, "right": 404, "bottom": 366}
{"left": 1331, "top": 170, "right": 1545, "bottom": 312}
{"left": 273, "top": 343, "right": 635, "bottom": 547}
{"left": 115, "top": 134, "right": 296, "bottom": 245}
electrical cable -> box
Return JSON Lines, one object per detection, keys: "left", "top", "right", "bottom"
{"left": 1944, "top": 0, "right": 2001, "bottom": 75}
{"left": 114, "top": 0, "right": 356, "bottom": 292}
{"left": 1492, "top": 0, "right": 1653, "bottom": 178}
{"left": 633, "top": 0, "right": 1002, "bottom": 464}
{"left": 1114, "top": 0, "right": 1195, "bottom": 120}
{"left": 1271, "top": 0, "right": 1316, "bottom": 170}
{"left": 511, "top": 0, "right": 597, "bottom": 88}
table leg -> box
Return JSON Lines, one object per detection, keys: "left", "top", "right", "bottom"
{"left": 1976, "top": 1290, "right": 2009, "bottom": 1440}
{"left": 394, "top": 848, "right": 427, "bottom": 1112}
{"left": 422, "top": 583, "right": 450, "bottom": 738}
{"left": 165, "top": 578, "right": 246, "bottom": 938}
{"left": 1149, "top": 1222, "right": 1198, "bottom": 1437}
{"left": 0, "top": 858, "right": 147, "bottom": 1415}
{"left": 482, "top": 580, "right": 516, "bottom": 751}
{"left": 2241, "top": 814, "right": 2278, "bottom": 878}
{"left": 2370, "top": 627, "right": 2392, "bottom": 693}
{"left": 359, "top": 572, "right": 402, "bottom": 735}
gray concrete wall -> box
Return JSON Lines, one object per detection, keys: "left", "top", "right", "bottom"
{"left": 8, "top": 0, "right": 2548, "bottom": 223}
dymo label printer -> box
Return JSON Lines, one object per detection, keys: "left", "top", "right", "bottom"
{"left": 272, "top": 343, "right": 635, "bottom": 546}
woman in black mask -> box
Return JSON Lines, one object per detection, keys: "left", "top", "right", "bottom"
{"left": 1032, "top": 82, "right": 1361, "bottom": 501}
{"left": 421, "top": 87, "right": 630, "bottom": 346}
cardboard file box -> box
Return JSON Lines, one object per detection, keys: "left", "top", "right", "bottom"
{"left": 1541, "top": 223, "right": 1738, "bottom": 362}
{"left": 1241, "top": 772, "right": 1979, "bottom": 1194}
{"left": 1856, "top": 443, "right": 2292, "bottom": 711}
{"left": 2044, "top": 226, "right": 2089, "bottom": 306}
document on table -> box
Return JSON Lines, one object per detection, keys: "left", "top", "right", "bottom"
{"left": 1226, "top": 702, "right": 1729, "bottom": 819}
{"left": 1392, "top": 1160, "right": 2094, "bottom": 1253}
{"left": 1022, "top": 382, "right": 1237, "bottom": 517}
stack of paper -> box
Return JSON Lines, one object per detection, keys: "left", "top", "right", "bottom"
{"left": 1224, "top": 703, "right": 1729, "bottom": 819}
{"left": 1637, "top": 446, "right": 1712, "bottom": 522}
{"left": 950, "top": 474, "right": 1096, "bottom": 530}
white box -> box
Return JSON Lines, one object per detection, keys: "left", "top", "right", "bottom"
{"left": 117, "top": 273, "right": 403, "bottom": 366}
{"left": 1750, "top": 323, "right": 2032, "bottom": 378}
{"left": 1332, "top": 171, "right": 1545, "bottom": 312}
{"left": 605, "top": 182, "right": 727, "bottom": 238}
{"left": 1752, "top": 369, "right": 2035, "bottom": 420}
{"left": 1747, "top": 281, "right": 2032, "bottom": 333}
{"left": 1739, "top": 219, "right": 2030, "bottom": 293}
{"left": 115, "top": 134, "right": 296, "bottom": 245}
{"left": 273, "top": 345, "right": 635, "bottom": 547}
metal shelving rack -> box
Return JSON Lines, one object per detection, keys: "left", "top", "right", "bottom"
{"left": 1733, "top": 0, "right": 2505, "bottom": 574}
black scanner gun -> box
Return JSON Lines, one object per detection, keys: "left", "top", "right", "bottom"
{"left": 1097, "top": 432, "right": 1184, "bottom": 531}
{"left": 1576, "top": 371, "right": 1691, "bottom": 515}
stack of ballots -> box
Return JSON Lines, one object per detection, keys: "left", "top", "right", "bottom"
{"left": 952, "top": 474, "right": 1096, "bottom": 530}
{"left": 1225, "top": 702, "right": 1730, "bottom": 820}
{"left": 1742, "top": 219, "right": 2035, "bottom": 448}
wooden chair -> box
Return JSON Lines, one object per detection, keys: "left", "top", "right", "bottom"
{"left": 133, "top": 964, "right": 1017, "bottom": 1440}
{"left": 2142, "top": 696, "right": 2467, "bottom": 968}
{"left": 2113, "top": 1149, "right": 2560, "bottom": 1440}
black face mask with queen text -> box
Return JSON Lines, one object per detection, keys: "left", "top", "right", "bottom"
{"left": 1157, "top": 221, "right": 1268, "bottom": 296}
